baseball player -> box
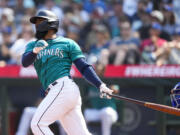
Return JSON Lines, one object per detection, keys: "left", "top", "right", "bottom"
{"left": 170, "top": 82, "right": 180, "bottom": 108}
{"left": 22, "top": 10, "right": 113, "bottom": 135}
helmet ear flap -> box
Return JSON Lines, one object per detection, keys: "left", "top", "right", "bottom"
{"left": 35, "top": 19, "right": 59, "bottom": 39}
{"left": 36, "top": 20, "right": 49, "bottom": 32}
{"left": 35, "top": 20, "right": 49, "bottom": 40}
{"left": 48, "top": 21, "right": 59, "bottom": 32}
{"left": 36, "top": 20, "right": 59, "bottom": 33}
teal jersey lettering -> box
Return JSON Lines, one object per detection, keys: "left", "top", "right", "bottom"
{"left": 24, "top": 37, "right": 84, "bottom": 90}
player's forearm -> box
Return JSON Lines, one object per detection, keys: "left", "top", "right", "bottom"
{"left": 82, "top": 66, "right": 103, "bottom": 88}
{"left": 74, "top": 58, "right": 102, "bottom": 88}
{"left": 22, "top": 51, "right": 37, "bottom": 67}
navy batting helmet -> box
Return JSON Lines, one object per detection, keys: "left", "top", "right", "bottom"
{"left": 170, "top": 82, "right": 180, "bottom": 108}
{"left": 30, "top": 10, "right": 59, "bottom": 32}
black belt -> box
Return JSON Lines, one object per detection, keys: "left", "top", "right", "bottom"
{"left": 46, "top": 81, "right": 57, "bottom": 94}
{"left": 68, "top": 75, "right": 72, "bottom": 79}
{"left": 45, "top": 76, "right": 72, "bottom": 95}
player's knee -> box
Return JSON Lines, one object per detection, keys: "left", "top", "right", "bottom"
{"left": 101, "top": 112, "right": 113, "bottom": 123}
{"left": 101, "top": 109, "right": 112, "bottom": 118}
{"left": 31, "top": 116, "right": 50, "bottom": 134}
{"left": 101, "top": 107, "right": 118, "bottom": 123}
{"left": 24, "top": 107, "right": 36, "bottom": 115}
{"left": 24, "top": 107, "right": 30, "bottom": 113}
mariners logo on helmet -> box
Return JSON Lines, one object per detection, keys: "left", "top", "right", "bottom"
{"left": 170, "top": 82, "right": 180, "bottom": 108}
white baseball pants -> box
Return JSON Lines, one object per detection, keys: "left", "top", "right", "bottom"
{"left": 31, "top": 76, "right": 92, "bottom": 135}
{"left": 16, "top": 107, "right": 66, "bottom": 135}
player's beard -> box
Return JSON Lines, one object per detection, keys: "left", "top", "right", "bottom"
{"left": 35, "top": 31, "right": 48, "bottom": 40}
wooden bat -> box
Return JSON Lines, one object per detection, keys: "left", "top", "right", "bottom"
{"left": 108, "top": 93, "right": 180, "bottom": 116}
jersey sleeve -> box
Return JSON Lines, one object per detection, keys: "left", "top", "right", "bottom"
{"left": 68, "top": 39, "right": 85, "bottom": 61}
{"left": 24, "top": 41, "right": 36, "bottom": 53}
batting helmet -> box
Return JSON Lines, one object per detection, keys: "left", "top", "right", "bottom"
{"left": 30, "top": 10, "right": 59, "bottom": 32}
{"left": 170, "top": 82, "right": 180, "bottom": 108}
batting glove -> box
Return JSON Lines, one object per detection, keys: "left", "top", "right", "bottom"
{"left": 100, "top": 83, "right": 113, "bottom": 99}
{"left": 33, "top": 40, "right": 48, "bottom": 54}
{"left": 35, "top": 40, "right": 48, "bottom": 47}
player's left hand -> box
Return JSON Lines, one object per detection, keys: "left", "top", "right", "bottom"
{"left": 33, "top": 40, "right": 48, "bottom": 54}
{"left": 99, "top": 83, "right": 113, "bottom": 99}
{"left": 35, "top": 40, "right": 48, "bottom": 47}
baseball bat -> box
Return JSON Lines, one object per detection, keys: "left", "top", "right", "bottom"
{"left": 108, "top": 93, "right": 180, "bottom": 116}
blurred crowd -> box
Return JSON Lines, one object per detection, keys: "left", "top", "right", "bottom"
{"left": 1, "top": 0, "right": 180, "bottom": 69}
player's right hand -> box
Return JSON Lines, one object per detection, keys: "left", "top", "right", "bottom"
{"left": 100, "top": 83, "right": 113, "bottom": 99}
{"left": 33, "top": 40, "right": 48, "bottom": 54}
